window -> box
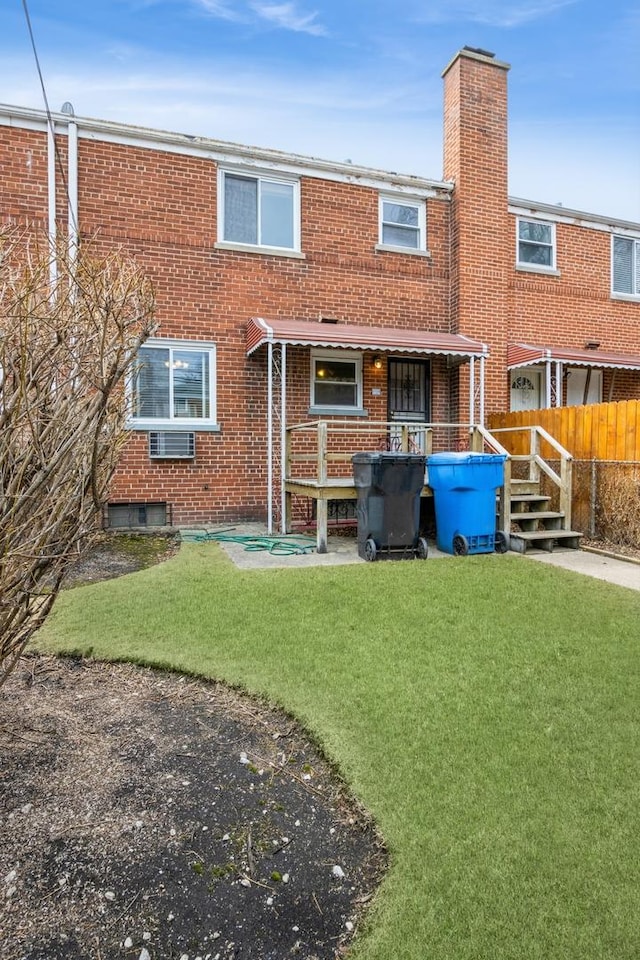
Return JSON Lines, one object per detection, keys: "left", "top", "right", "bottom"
{"left": 612, "top": 235, "right": 640, "bottom": 296}
{"left": 517, "top": 218, "right": 555, "bottom": 268}
{"left": 220, "top": 170, "right": 298, "bottom": 250}
{"left": 130, "top": 340, "right": 216, "bottom": 429}
{"left": 379, "top": 196, "right": 426, "bottom": 251}
{"left": 310, "top": 351, "right": 362, "bottom": 411}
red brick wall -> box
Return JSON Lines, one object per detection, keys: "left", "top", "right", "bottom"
{"left": 0, "top": 128, "right": 453, "bottom": 525}
{"left": 2, "top": 69, "right": 639, "bottom": 526}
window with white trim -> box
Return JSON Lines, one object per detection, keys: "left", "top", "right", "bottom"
{"left": 379, "top": 196, "right": 426, "bottom": 251}
{"left": 517, "top": 218, "right": 555, "bottom": 268}
{"left": 310, "top": 351, "right": 363, "bottom": 410}
{"left": 612, "top": 235, "right": 640, "bottom": 296}
{"left": 131, "top": 340, "right": 217, "bottom": 429}
{"left": 219, "top": 170, "right": 299, "bottom": 251}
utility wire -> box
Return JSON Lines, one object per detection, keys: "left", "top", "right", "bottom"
{"left": 21, "top": 0, "right": 77, "bottom": 233}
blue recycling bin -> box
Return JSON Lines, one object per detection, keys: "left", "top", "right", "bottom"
{"left": 426, "top": 452, "right": 508, "bottom": 555}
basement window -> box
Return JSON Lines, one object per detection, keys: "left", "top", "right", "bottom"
{"left": 107, "top": 502, "right": 168, "bottom": 528}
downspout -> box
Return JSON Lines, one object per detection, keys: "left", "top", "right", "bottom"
{"left": 47, "top": 116, "right": 57, "bottom": 284}
{"left": 280, "top": 343, "right": 287, "bottom": 534}
{"left": 61, "top": 102, "right": 78, "bottom": 262}
{"left": 267, "top": 341, "right": 273, "bottom": 533}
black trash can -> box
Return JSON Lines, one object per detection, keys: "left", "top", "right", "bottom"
{"left": 352, "top": 452, "right": 428, "bottom": 561}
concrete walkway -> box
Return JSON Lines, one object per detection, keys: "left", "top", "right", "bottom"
{"left": 523, "top": 546, "right": 640, "bottom": 592}
{"left": 184, "top": 524, "right": 640, "bottom": 590}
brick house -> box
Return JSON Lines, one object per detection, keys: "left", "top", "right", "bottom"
{"left": 1, "top": 47, "right": 639, "bottom": 530}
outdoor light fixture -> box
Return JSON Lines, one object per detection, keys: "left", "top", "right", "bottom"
{"left": 584, "top": 340, "right": 600, "bottom": 350}
{"left": 372, "top": 355, "right": 383, "bottom": 370}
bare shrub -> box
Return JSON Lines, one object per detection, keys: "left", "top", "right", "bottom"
{"left": 596, "top": 464, "right": 640, "bottom": 547}
{"left": 0, "top": 228, "right": 156, "bottom": 685}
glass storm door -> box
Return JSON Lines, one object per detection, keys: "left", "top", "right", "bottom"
{"left": 387, "top": 359, "right": 430, "bottom": 451}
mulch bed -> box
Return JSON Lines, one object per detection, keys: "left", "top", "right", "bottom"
{"left": 0, "top": 537, "right": 386, "bottom": 960}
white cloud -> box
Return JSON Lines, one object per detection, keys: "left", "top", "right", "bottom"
{"left": 191, "top": 0, "right": 327, "bottom": 34}
{"left": 192, "top": 0, "right": 244, "bottom": 21}
{"left": 412, "top": 0, "right": 579, "bottom": 28}
{"left": 250, "top": 2, "right": 327, "bottom": 35}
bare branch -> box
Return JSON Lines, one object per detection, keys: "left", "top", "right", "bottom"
{"left": 0, "top": 227, "right": 156, "bottom": 685}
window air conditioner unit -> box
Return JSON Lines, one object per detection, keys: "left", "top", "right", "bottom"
{"left": 148, "top": 431, "right": 196, "bottom": 459}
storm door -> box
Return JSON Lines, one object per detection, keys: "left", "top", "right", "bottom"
{"left": 387, "top": 359, "right": 430, "bottom": 451}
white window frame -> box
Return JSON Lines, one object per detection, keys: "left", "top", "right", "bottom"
{"left": 611, "top": 234, "right": 640, "bottom": 299}
{"left": 516, "top": 217, "right": 557, "bottom": 272}
{"left": 129, "top": 338, "right": 218, "bottom": 431}
{"left": 377, "top": 194, "right": 428, "bottom": 254}
{"left": 217, "top": 167, "right": 301, "bottom": 254}
{"left": 309, "top": 350, "right": 364, "bottom": 413}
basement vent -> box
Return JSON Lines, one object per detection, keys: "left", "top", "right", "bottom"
{"left": 107, "top": 502, "right": 168, "bottom": 529}
{"left": 149, "top": 431, "right": 195, "bottom": 459}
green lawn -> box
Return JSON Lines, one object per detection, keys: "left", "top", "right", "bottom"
{"left": 36, "top": 543, "right": 640, "bottom": 960}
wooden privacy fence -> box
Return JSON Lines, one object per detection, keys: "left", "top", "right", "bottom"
{"left": 488, "top": 400, "right": 640, "bottom": 462}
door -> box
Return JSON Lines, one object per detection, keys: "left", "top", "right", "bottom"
{"left": 387, "top": 359, "right": 430, "bottom": 451}
{"left": 510, "top": 369, "right": 542, "bottom": 411}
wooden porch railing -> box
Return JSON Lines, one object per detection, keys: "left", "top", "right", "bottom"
{"left": 488, "top": 425, "right": 574, "bottom": 528}
{"left": 283, "top": 420, "right": 506, "bottom": 551}
{"left": 282, "top": 420, "right": 573, "bottom": 551}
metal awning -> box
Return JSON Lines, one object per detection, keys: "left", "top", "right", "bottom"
{"left": 247, "top": 317, "right": 489, "bottom": 537}
{"left": 508, "top": 342, "right": 640, "bottom": 372}
{"left": 247, "top": 316, "right": 488, "bottom": 361}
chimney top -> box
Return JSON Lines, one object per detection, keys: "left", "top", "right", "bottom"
{"left": 462, "top": 45, "right": 495, "bottom": 58}
{"left": 442, "top": 46, "right": 510, "bottom": 77}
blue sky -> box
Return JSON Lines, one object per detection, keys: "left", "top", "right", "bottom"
{"left": 2, "top": 0, "right": 639, "bottom": 220}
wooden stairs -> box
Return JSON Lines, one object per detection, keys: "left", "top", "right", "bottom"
{"left": 479, "top": 423, "right": 584, "bottom": 555}
{"left": 502, "top": 478, "right": 583, "bottom": 554}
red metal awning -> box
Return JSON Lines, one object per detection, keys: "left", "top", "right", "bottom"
{"left": 247, "top": 316, "right": 488, "bottom": 360}
{"left": 508, "top": 342, "right": 640, "bottom": 372}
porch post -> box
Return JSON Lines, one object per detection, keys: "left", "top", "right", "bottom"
{"left": 469, "top": 356, "right": 475, "bottom": 424}
{"left": 479, "top": 354, "right": 485, "bottom": 426}
{"left": 267, "top": 341, "right": 273, "bottom": 534}
{"left": 280, "top": 343, "right": 287, "bottom": 534}
{"left": 555, "top": 361, "right": 562, "bottom": 407}
{"left": 545, "top": 358, "right": 552, "bottom": 408}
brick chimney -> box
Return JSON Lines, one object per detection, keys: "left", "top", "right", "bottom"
{"left": 443, "top": 47, "right": 511, "bottom": 414}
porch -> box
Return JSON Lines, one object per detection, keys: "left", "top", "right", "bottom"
{"left": 283, "top": 418, "right": 579, "bottom": 554}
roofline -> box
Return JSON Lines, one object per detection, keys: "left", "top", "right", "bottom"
{"left": 509, "top": 197, "right": 640, "bottom": 233}
{"left": 0, "top": 102, "right": 453, "bottom": 198}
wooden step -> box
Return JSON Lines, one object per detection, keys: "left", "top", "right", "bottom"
{"left": 510, "top": 479, "right": 541, "bottom": 495}
{"left": 509, "top": 494, "right": 552, "bottom": 510}
{"left": 510, "top": 511, "right": 565, "bottom": 532}
{"left": 509, "top": 530, "right": 583, "bottom": 554}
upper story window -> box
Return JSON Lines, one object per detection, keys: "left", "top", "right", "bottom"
{"left": 131, "top": 339, "right": 217, "bottom": 430}
{"left": 517, "top": 218, "right": 556, "bottom": 269}
{"left": 379, "top": 196, "right": 427, "bottom": 252}
{"left": 310, "top": 351, "right": 363, "bottom": 412}
{"left": 612, "top": 235, "right": 640, "bottom": 297}
{"left": 219, "top": 170, "right": 299, "bottom": 252}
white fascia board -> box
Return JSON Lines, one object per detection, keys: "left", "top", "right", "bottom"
{"left": 509, "top": 197, "right": 640, "bottom": 234}
{"left": 0, "top": 102, "right": 452, "bottom": 200}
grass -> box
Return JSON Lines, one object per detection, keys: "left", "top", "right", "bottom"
{"left": 36, "top": 543, "right": 640, "bottom": 960}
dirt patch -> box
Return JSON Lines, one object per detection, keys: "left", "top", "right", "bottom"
{"left": 0, "top": 537, "right": 386, "bottom": 959}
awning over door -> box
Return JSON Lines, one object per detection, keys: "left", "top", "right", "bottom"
{"left": 247, "top": 316, "right": 488, "bottom": 361}
{"left": 508, "top": 342, "right": 640, "bottom": 372}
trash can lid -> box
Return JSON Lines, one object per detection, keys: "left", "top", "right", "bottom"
{"left": 427, "top": 451, "right": 506, "bottom": 465}
{"left": 352, "top": 452, "right": 426, "bottom": 464}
